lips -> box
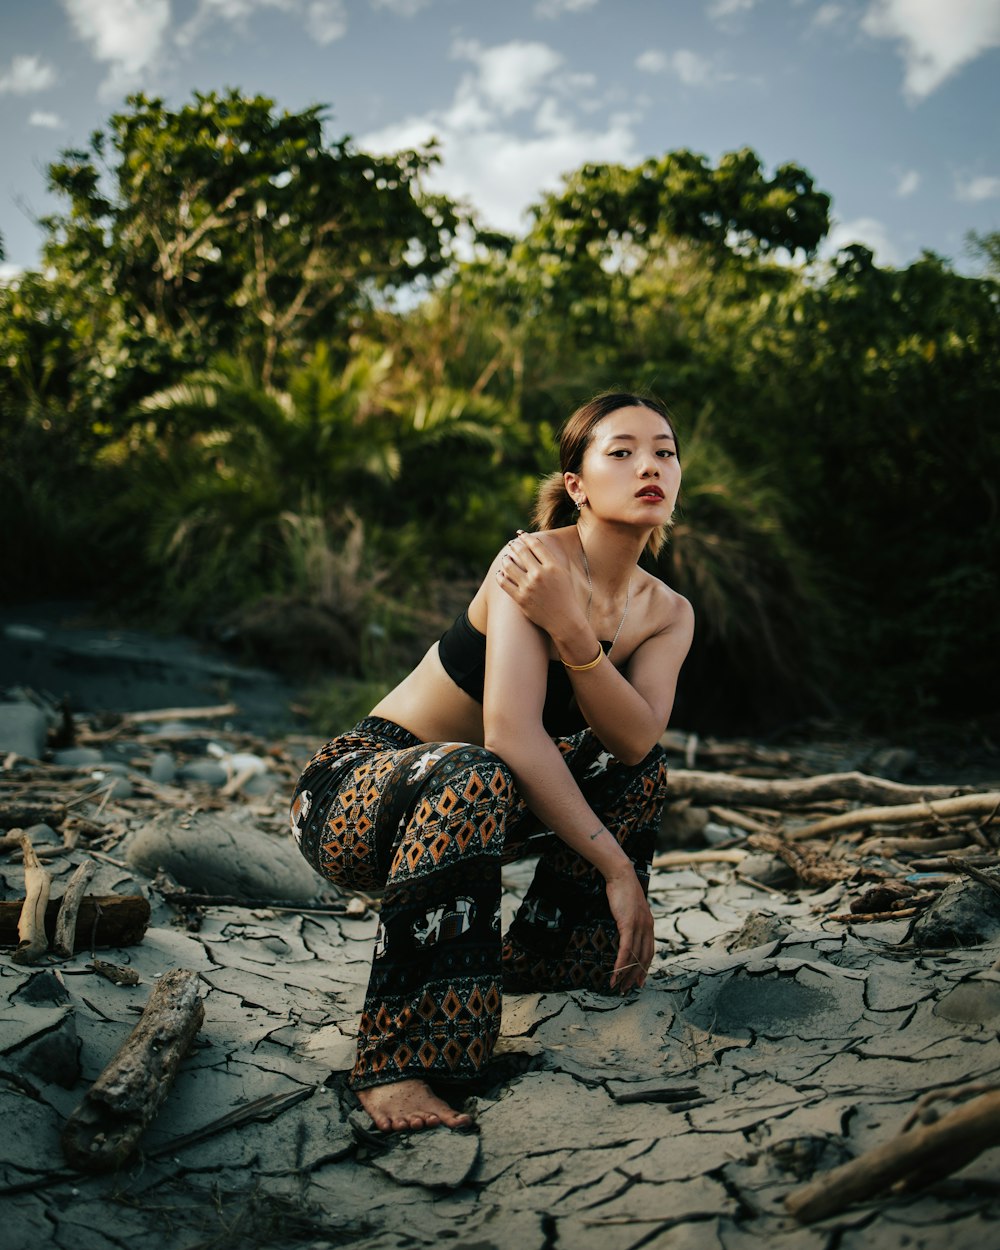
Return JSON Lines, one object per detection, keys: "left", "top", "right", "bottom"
{"left": 636, "top": 486, "right": 664, "bottom": 499}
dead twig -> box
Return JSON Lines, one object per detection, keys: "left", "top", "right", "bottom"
{"left": 52, "top": 859, "right": 97, "bottom": 958}
{"left": 11, "top": 832, "right": 51, "bottom": 965}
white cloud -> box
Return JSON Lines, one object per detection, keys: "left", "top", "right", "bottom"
{"left": 895, "top": 168, "right": 920, "bottom": 196}
{"left": 452, "top": 39, "right": 564, "bottom": 117}
{"left": 707, "top": 0, "right": 755, "bottom": 23}
{"left": 825, "top": 216, "right": 902, "bottom": 266}
{"left": 956, "top": 174, "right": 1000, "bottom": 202}
{"left": 29, "top": 110, "right": 65, "bottom": 128}
{"left": 535, "top": 0, "right": 599, "bottom": 17}
{"left": 812, "top": 4, "right": 845, "bottom": 27}
{"left": 179, "top": 0, "right": 347, "bottom": 49}
{"left": 672, "top": 49, "right": 714, "bottom": 85}
{"left": 862, "top": 0, "right": 1000, "bottom": 101}
{"left": 304, "top": 0, "right": 347, "bottom": 42}
{"left": 62, "top": 0, "right": 171, "bottom": 97}
{"left": 633, "top": 47, "right": 717, "bottom": 85}
{"left": 370, "top": 0, "right": 432, "bottom": 14}
{"left": 635, "top": 50, "right": 669, "bottom": 74}
{"left": 359, "top": 38, "right": 639, "bottom": 233}
{"left": 0, "top": 54, "right": 57, "bottom": 95}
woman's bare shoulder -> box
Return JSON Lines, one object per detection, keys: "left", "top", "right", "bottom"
{"left": 637, "top": 570, "right": 695, "bottom": 637}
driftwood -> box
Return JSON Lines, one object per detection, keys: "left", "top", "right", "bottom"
{"left": 789, "top": 792, "right": 1000, "bottom": 842}
{"left": 666, "top": 770, "right": 965, "bottom": 809}
{"left": 785, "top": 1085, "right": 1000, "bottom": 1223}
{"left": 746, "top": 831, "right": 851, "bottom": 887}
{"left": 61, "top": 968, "right": 204, "bottom": 1171}
{"left": 11, "top": 834, "right": 51, "bottom": 966}
{"left": 0, "top": 894, "right": 150, "bottom": 951}
{"left": 52, "top": 860, "right": 97, "bottom": 958}
{"left": 651, "top": 849, "right": 748, "bottom": 869}
{"left": 123, "top": 703, "right": 238, "bottom": 724}
{"left": 0, "top": 806, "right": 66, "bottom": 833}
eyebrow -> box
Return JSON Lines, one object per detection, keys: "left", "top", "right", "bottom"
{"left": 604, "top": 432, "right": 676, "bottom": 443}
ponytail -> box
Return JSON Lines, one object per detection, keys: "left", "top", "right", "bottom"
{"left": 532, "top": 470, "right": 577, "bottom": 532}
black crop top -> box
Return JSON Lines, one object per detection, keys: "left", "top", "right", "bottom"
{"left": 437, "top": 610, "right": 610, "bottom": 737}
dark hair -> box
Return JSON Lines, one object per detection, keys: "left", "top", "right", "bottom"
{"left": 532, "top": 391, "right": 679, "bottom": 557}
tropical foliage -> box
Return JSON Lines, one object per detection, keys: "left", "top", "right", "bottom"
{"left": 2, "top": 91, "right": 998, "bottom": 732}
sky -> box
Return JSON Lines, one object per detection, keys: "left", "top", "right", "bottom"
{"left": 1, "top": 0, "right": 998, "bottom": 279}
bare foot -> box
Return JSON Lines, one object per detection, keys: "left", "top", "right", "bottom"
{"left": 357, "top": 1079, "right": 473, "bottom": 1133}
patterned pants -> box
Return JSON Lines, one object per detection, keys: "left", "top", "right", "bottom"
{"left": 290, "top": 716, "right": 668, "bottom": 1091}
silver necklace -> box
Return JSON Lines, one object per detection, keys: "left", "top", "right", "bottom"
{"left": 579, "top": 543, "right": 632, "bottom": 656}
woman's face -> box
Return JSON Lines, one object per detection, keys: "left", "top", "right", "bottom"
{"left": 566, "top": 405, "right": 681, "bottom": 526}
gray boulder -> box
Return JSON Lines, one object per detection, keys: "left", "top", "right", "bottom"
{"left": 123, "top": 809, "right": 324, "bottom": 902}
{"left": 0, "top": 703, "right": 47, "bottom": 758}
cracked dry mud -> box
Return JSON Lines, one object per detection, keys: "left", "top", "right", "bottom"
{"left": 3, "top": 846, "right": 999, "bottom": 1250}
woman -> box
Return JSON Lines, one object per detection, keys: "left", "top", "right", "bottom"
{"left": 290, "top": 391, "right": 693, "bottom": 1133}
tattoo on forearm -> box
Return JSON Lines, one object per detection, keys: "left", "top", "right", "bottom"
{"left": 588, "top": 826, "right": 605, "bottom": 841}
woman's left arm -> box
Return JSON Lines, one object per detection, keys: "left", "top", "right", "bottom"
{"left": 566, "top": 600, "right": 694, "bottom": 764}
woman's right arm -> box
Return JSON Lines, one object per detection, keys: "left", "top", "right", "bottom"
{"left": 481, "top": 566, "right": 653, "bottom": 991}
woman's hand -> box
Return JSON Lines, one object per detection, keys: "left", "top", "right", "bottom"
{"left": 603, "top": 861, "right": 655, "bottom": 994}
{"left": 495, "top": 531, "right": 586, "bottom": 641}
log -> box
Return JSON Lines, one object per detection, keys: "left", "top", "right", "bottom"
{"left": 0, "top": 805, "right": 66, "bottom": 831}
{"left": 61, "top": 968, "right": 204, "bottom": 1171}
{"left": 11, "top": 834, "right": 51, "bottom": 965}
{"left": 122, "top": 702, "right": 239, "bottom": 724}
{"left": 785, "top": 1087, "right": 1000, "bottom": 1223}
{"left": 666, "top": 770, "right": 967, "bottom": 809}
{"left": 52, "top": 860, "right": 97, "bottom": 958}
{"left": 651, "top": 849, "right": 748, "bottom": 869}
{"left": 0, "top": 894, "right": 150, "bottom": 950}
{"left": 789, "top": 792, "right": 1000, "bottom": 842}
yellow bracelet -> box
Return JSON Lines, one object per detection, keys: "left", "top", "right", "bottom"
{"left": 562, "top": 646, "right": 604, "bottom": 672}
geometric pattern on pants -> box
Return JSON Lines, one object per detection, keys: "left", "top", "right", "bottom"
{"left": 291, "top": 715, "right": 669, "bottom": 1091}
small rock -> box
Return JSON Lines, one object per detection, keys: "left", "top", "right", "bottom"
{"left": 149, "top": 751, "right": 176, "bottom": 784}
{"left": 729, "top": 911, "right": 789, "bottom": 952}
{"left": 867, "top": 746, "right": 917, "bottom": 780}
{"left": 21, "top": 823, "right": 62, "bottom": 848}
{"left": 657, "top": 802, "right": 709, "bottom": 850}
{"left": 0, "top": 702, "right": 48, "bottom": 759}
{"left": 703, "top": 821, "right": 741, "bottom": 845}
{"left": 177, "top": 761, "right": 228, "bottom": 787}
{"left": 52, "top": 746, "right": 105, "bottom": 766}
{"left": 12, "top": 971, "right": 71, "bottom": 1006}
{"left": 1, "top": 1007, "right": 81, "bottom": 1090}
{"left": 934, "top": 977, "right": 1000, "bottom": 1024}
{"left": 737, "top": 852, "right": 797, "bottom": 889}
{"left": 90, "top": 775, "right": 134, "bottom": 800}
{"left": 912, "top": 874, "right": 1000, "bottom": 947}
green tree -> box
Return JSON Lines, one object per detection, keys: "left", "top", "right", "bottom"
{"left": 41, "top": 89, "right": 458, "bottom": 409}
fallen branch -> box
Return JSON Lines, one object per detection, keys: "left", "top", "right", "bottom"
{"left": 785, "top": 1086, "right": 1000, "bottom": 1223}
{"left": 790, "top": 793, "right": 1000, "bottom": 842}
{"left": 61, "top": 968, "right": 204, "bottom": 1171}
{"left": 651, "top": 849, "right": 748, "bottom": 869}
{"left": 158, "top": 890, "right": 354, "bottom": 915}
{"left": 666, "top": 770, "right": 968, "bottom": 809}
{"left": 11, "top": 833, "right": 51, "bottom": 965}
{"left": 0, "top": 894, "right": 150, "bottom": 950}
{"left": 52, "top": 860, "right": 98, "bottom": 958}
{"left": 122, "top": 703, "right": 239, "bottom": 724}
